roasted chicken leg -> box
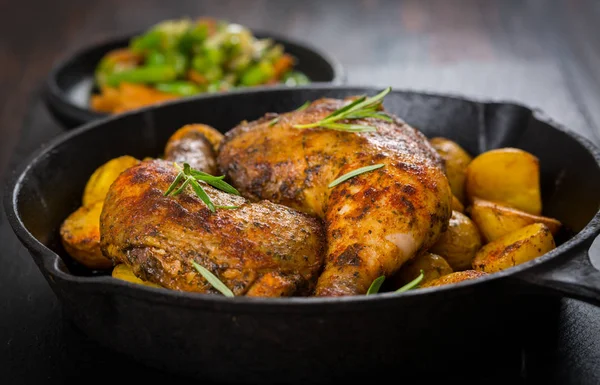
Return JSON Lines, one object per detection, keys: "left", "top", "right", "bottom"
{"left": 218, "top": 97, "right": 452, "bottom": 296}
{"left": 100, "top": 127, "right": 325, "bottom": 297}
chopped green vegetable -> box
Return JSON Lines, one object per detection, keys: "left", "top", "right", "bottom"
{"left": 282, "top": 71, "right": 310, "bottom": 86}
{"left": 155, "top": 81, "right": 202, "bottom": 96}
{"left": 104, "top": 65, "right": 178, "bottom": 87}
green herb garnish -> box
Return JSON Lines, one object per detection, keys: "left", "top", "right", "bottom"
{"left": 268, "top": 101, "right": 311, "bottom": 127}
{"left": 366, "top": 275, "right": 385, "bottom": 295}
{"left": 365, "top": 269, "right": 425, "bottom": 295}
{"left": 293, "top": 87, "right": 392, "bottom": 132}
{"left": 192, "top": 261, "right": 234, "bottom": 297}
{"left": 328, "top": 164, "right": 385, "bottom": 188}
{"left": 164, "top": 162, "right": 240, "bottom": 212}
{"left": 395, "top": 270, "right": 425, "bottom": 293}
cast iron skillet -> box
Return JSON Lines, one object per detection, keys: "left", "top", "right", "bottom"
{"left": 43, "top": 31, "right": 345, "bottom": 129}
{"left": 5, "top": 85, "right": 600, "bottom": 384}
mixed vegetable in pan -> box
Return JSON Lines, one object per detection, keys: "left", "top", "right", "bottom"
{"left": 91, "top": 18, "right": 310, "bottom": 114}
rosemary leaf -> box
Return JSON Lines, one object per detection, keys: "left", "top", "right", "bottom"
{"left": 164, "top": 171, "right": 185, "bottom": 196}
{"left": 192, "top": 261, "right": 234, "bottom": 297}
{"left": 366, "top": 275, "right": 385, "bottom": 295}
{"left": 215, "top": 205, "right": 240, "bottom": 209}
{"left": 189, "top": 170, "right": 241, "bottom": 195}
{"left": 321, "top": 123, "right": 377, "bottom": 132}
{"left": 190, "top": 179, "right": 216, "bottom": 212}
{"left": 268, "top": 117, "right": 279, "bottom": 127}
{"left": 328, "top": 164, "right": 385, "bottom": 188}
{"left": 395, "top": 270, "right": 425, "bottom": 293}
{"left": 295, "top": 101, "right": 311, "bottom": 111}
{"left": 292, "top": 87, "right": 392, "bottom": 132}
{"left": 171, "top": 178, "right": 191, "bottom": 196}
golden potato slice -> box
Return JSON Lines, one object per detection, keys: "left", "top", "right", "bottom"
{"left": 168, "top": 124, "right": 224, "bottom": 152}
{"left": 82, "top": 155, "right": 139, "bottom": 206}
{"left": 392, "top": 252, "right": 453, "bottom": 288}
{"left": 472, "top": 223, "right": 555, "bottom": 273}
{"left": 430, "top": 137, "right": 473, "bottom": 203}
{"left": 60, "top": 201, "right": 112, "bottom": 270}
{"left": 429, "top": 210, "right": 483, "bottom": 271}
{"left": 112, "top": 264, "right": 162, "bottom": 288}
{"left": 420, "top": 270, "right": 488, "bottom": 288}
{"left": 469, "top": 198, "right": 562, "bottom": 242}
{"left": 452, "top": 195, "right": 465, "bottom": 213}
{"left": 465, "top": 148, "right": 542, "bottom": 215}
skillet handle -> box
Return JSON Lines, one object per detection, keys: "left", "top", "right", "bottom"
{"left": 515, "top": 234, "right": 600, "bottom": 306}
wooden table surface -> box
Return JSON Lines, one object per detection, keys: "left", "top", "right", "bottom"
{"left": 1, "top": 1, "right": 599, "bottom": 384}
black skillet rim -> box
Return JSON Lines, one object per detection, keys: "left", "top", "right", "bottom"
{"left": 6, "top": 84, "right": 600, "bottom": 312}
{"left": 43, "top": 29, "right": 346, "bottom": 128}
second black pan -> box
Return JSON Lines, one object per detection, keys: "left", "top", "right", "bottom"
{"left": 43, "top": 31, "right": 345, "bottom": 129}
{"left": 5, "top": 85, "right": 600, "bottom": 384}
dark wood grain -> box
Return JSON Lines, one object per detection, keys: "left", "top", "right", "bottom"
{"left": 1, "top": 1, "right": 600, "bottom": 384}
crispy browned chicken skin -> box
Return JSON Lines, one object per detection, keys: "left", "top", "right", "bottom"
{"left": 100, "top": 155, "right": 325, "bottom": 296}
{"left": 218, "top": 97, "right": 452, "bottom": 296}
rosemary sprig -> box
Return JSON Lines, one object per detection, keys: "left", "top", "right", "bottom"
{"left": 268, "top": 100, "right": 312, "bottom": 127}
{"left": 192, "top": 261, "right": 234, "bottom": 297}
{"left": 293, "top": 87, "right": 392, "bottom": 132}
{"left": 328, "top": 164, "right": 384, "bottom": 188}
{"left": 395, "top": 270, "right": 425, "bottom": 293}
{"left": 366, "top": 276, "right": 385, "bottom": 295}
{"left": 164, "top": 162, "right": 240, "bottom": 212}
{"left": 366, "top": 269, "right": 425, "bottom": 295}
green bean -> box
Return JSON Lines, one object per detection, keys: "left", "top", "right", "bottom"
{"left": 240, "top": 61, "right": 275, "bottom": 86}
{"left": 155, "top": 81, "right": 202, "bottom": 96}
{"left": 130, "top": 30, "right": 162, "bottom": 53}
{"left": 105, "top": 65, "right": 178, "bottom": 87}
{"left": 145, "top": 51, "right": 166, "bottom": 66}
{"left": 164, "top": 51, "right": 188, "bottom": 75}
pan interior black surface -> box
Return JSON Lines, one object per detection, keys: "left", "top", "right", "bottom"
{"left": 44, "top": 32, "right": 345, "bottom": 128}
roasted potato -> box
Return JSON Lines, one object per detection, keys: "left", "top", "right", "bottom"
{"left": 430, "top": 137, "right": 473, "bottom": 203}
{"left": 465, "top": 148, "right": 542, "bottom": 215}
{"left": 59, "top": 200, "right": 112, "bottom": 269}
{"left": 420, "top": 270, "right": 488, "bottom": 288}
{"left": 168, "top": 124, "right": 224, "bottom": 152}
{"left": 392, "top": 252, "right": 453, "bottom": 288}
{"left": 452, "top": 195, "right": 464, "bottom": 213}
{"left": 82, "top": 155, "right": 140, "bottom": 206}
{"left": 429, "top": 210, "right": 482, "bottom": 271}
{"left": 472, "top": 223, "right": 556, "bottom": 273}
{"left": 112, "top": 264, "right": 162, "bottom": 288}
{"left": 469, "top": 198, "right": 562, "bottom": 242}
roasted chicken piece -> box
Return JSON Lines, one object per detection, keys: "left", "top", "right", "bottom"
{"left": 101, "top": 124, "right": 325, "bottom": 299}
{"left": 218, "top": 97, "right": 452, "bottom": 296}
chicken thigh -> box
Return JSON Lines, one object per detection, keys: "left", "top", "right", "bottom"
{"left": 100, "top": 126, "right": 325, "bottom": 297}
{"left": 218, "top": 97, "right": 452, "bottom": 296}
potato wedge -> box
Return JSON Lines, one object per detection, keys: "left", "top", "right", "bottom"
{"left": 168, "top": 124, "right": 224, "bottom": 152}
{"left": 112, "top": 264, "right": 162, "bottom": 288}
{"left": 60, "top": 200, "right": 112, "bottom": 269}
{"left": 452, "top": 195, "right": 464, "bottom": 213}
{"left": 430, "top": 137, "right": 473, "bottom": 203}
{"left": 392, "top": 252, "right": 453, "bottom": 288}
{"left": 429, "top": 210, "right": 482, "bottom": 271}
{"left": 82, "top": 155, "right": 139, "bottom": 206}
{"left": 465, "top": 148, "right": 542, "bottom": 215}
{"left": 472, "top": 223, "right": 555, "bottom": 273}
{"left": 420, "top": 270, "right": 488, "bottom": 288}
{"left": 469, "top": 198, "right": 562, "bottom": 242}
